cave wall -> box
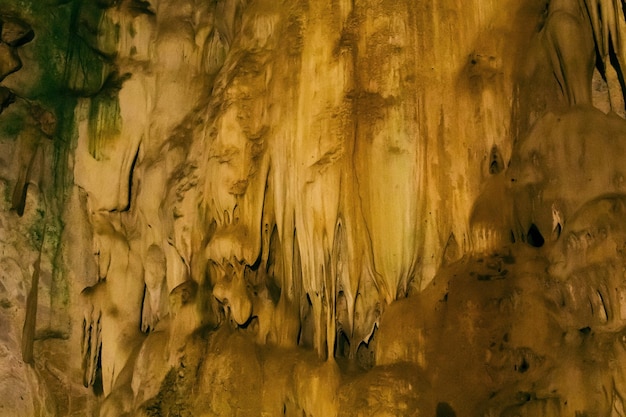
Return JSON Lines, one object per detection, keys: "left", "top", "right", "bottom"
{"left": 2, "top": 0, "right": 626, "bottom": 416}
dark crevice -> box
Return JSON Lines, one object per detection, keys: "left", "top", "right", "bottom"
{"left": 526, "top": 223, "right": 544, "bottom": 247}
{"left": 436, "top": 402, "right": 457, "bottom": 417}
{"left": 238, "top": 315, "right": 257, "bottom": 330}
{"left": 597, "top": 290, "right": 610, "bottom": 321}
{"left": 139, "top": 284, "right": 149, "bottom": 332}
{"left": 607, "top": 33, "right": 626, "bottom": 112}
{"left": 266, "top": 225, "right": 282, "bottom": 304}
{"left": 552, "top": 222, "right": 562, "bottom": 240}
{"left": 335, "top": 330, "right": 350, "bottom": 358}
{"left": 122, "top": 146, "right": 140, "bottom": 212}
{"left": 517, "top": 357, "right": 529, "bottom": 373}
{"left": 489, "top": 144, "right": 503, "bottom": 174}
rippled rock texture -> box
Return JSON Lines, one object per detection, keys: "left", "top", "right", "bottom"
{"left": 2, "top": 0, "right": 626, "bottom": 416}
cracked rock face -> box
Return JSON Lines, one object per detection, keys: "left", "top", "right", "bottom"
{"left": 0, "top": 16, "right": 32, "bottom": 82}
{"left": 4, "top": 0, "right": 626, "bottom": 416}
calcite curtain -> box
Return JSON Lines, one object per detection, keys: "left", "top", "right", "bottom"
{"left": 2, "top": 0, "right": 626, "bottom": 416}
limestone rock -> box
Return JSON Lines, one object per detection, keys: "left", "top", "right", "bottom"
{"left": 0, "top": 42, "right": 21, "bottom": 81}
{"left": 5, "top": 0, "right": 626, "bottom": 416}
{"left": 1, "top": 17, "right": 34, "bottom": 47}
{"left": 509, "top": 107, "right": 626, "bottom": 243}
{"left": 0, "top": 86, "right": 14, "bottom": 113}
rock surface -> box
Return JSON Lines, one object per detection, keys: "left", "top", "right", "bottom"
{"left": 2, "top": 0, "right": 626, "bottom": 416}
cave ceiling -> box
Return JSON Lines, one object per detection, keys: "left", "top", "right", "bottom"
{"left": 2, "top": 0, "right": 626, "bottom": 416}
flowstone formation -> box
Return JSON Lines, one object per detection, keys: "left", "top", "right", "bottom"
{"left": 4, "top": 0, "right": 626, "bottom": 416}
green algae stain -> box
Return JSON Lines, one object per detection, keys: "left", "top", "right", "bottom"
{"left": 64, "top": 1, "right": 116, "bottom": 96}
{"left": 97, "top": 13, "right": 120, "bottom": 56}
{"left": 88, "top": 91, "right": 121, "bottom": 160}
{"left": 1, "top": 0, "right": 77, "bottom": 196}
{"left": 0, "top": 1, "right": 106, "bottom": 325}
{"left": 0, "top": 108, "right": 26, "bottom": 138}
{"left": 25, "top": 206, "right": 46, "bottom": 249}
